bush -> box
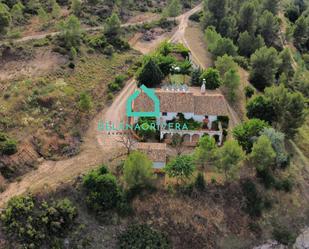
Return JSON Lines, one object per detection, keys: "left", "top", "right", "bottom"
{"left": 199, "top": 68, "right": 222, "bottom": 90}
{"left": 244, "top": 86, "right": 255, "bottom": 98}
{"left": 118, "top": 224, "right": 171, "bottom": 249}
{"left": 1, "top": 195, "right": 77, "bottom": 248}
{"left": 233, "top": 56, "right": 249, "bottom": 70}
{"left": 274, "top": 178, "right": 293, "bottom": 192}
{"left": 0, "top": 133, "right": 17, "bottom": 156}
{"left": 195, "top": 172, "right": 206, "bottom": 191}
{"left": 241, "top": 179, "right": 265, "bottom": 217}
{"left": 189, "top": 11, "right": 202, "bottom": 22}
{"left": 273, "top": 225, "right": 297, "bottom": 245}
{"left": 83, "top": 165, "right": 122, "bottom": 212}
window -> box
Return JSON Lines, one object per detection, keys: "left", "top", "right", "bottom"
{"left": 162, "top": 112, "right": 167, "bottom": 116}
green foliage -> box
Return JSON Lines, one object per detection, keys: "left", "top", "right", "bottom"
{"left": 11, "top": 2, "right": 24, "bottom": 24}
{"left": 195, "top": 172, "right": 206, "bottom": 191}
{"left": 238, "top": 32, "right": 265, "bottom": 57}
{"left": 83, "top": 165, "right": 121, "bottom": 212}
{"left": 258, "top": 10, "right": 280, "bottom": 47}
{"left": 264, "top": 84, "right": 307, "bottom": 137}
{"left": 123, "top": 151, "right": 155, "bottom": 189}
{"left": 215, "top": 140, "right": 245, "bottom": 181}
{"left": 154, "top": 54, "right": 176, "bottom": 76}
{"left": 239, "top": 2, "right": 257, "bottom": 34}
{"left": 105, "top": 12, "right": 121, "bottom": 38}
{"left": 249, "top": 135, "right": 276, "bottom": 172}
{"left": 260, "top": 128, "right": 289, "bottom": 168}
{"left": 233, "top": 119, "right": 269, "bottom": 153}
{"left": 291, "top": 68, "right": 309, "bottom": 98}
{"left": 0, "top": 3, "right": 11, "bottom": 34}
{"left": 166, "top": 0, "right": 181, "bottom": 17}
{"left": 78, "top": 92, "right": 93, "bottom": 112}
{"left": 71, "top": 0, "right": 82, "bottom": 16}
{"left": 249, "top": 46, "right": 280, "bottom": 91}
{"left": 51, "top": 0, "right": 61, "bottom": 19}
{"left": 246, "top": 95, "right": 276, "bottom": 124}
{"left": 191, "top": 67, "right": 203, "bottom": 86}
{"left": 205, "top": 26, "right": 237, "bottom": 57}
{"left": 241, "top": 179, "right": 266, "bottom": 217}
{"left": 215, "top": 54, "right": 238, "bottom": 76}
{"left": 136, "top": 58, "right": 164, "bottom": 87}
{"left": 193, "top": 135, "right": 216, "bottom": 168}
{"left": 278, "top": 48, "right": 294, "bottom": 78}
{"left": 273, "top": 225, "right": 297, "bottom": 246}
{"left": 136, "top": 117, "right": 158, "bottom": 141}
{"left": 85, "top": 33, "right": 107, "bottom": 51}
{"left": 1, "top": 195, "right": 77, "bottom": 248}
{"left": 293, "top": 15, "right": 309, "bottom": 52}
{"left": 118, "top": 224, "right": 171, "bottom": 249}
{"left": 59, "top": 15, "right": 82, "bottom": 49}
{"left": 223, "top": 68, "right": 240, "bottom": 102}
{"left": 199, "top": 68, "right": 221, "bottom": 90}
{"left": 0, "top": 132, "right": 17, "bottom": 156}
{"left": 165, "top": 155, "right": 195, "bottom": 183}
{"left": 262, "top": 0, "right": 279, "bottom": 14}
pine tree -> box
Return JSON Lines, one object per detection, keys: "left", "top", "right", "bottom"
{"left": 223, "top": 68, "right": 240, "bottom": 102}
{"left": 137, "top": 58, "right": 164, "bottom": 87}
{"left": 166, "top": 0, "right": 181, "bottom": 17}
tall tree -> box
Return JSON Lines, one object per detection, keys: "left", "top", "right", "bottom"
{"left": 136, "top": 58, "right": 164, "bottom": 87}
{"left": 246, "top": 95, "right": 276, "bottom": 124}
{"left": 123, "top": 151, "right": 154, "bottom": 189}
{"left": 215, "top": 54, "right": 238, "bottom": 76}
{"left": 105, "top": 12, "right": 121, "bottom": 38}
{"left": 238, "top": 32, "right": 265, "bottom": 57}
{"left": 249, "top": 46, "right": 281, "bottom": 91}
{"left": 262, "top": 0, "right": 280, "bottom": 14}
{"left": 193, "top": 135, "right": 217, "bottom": 168}
{"left": 223, "top": 68, "right": 240, "bottom": 102}
{"left": 264, "top": 85, "right": 307, "bottom": 137}
{"left": 278, "top": 48, "right": 294, "bottom": 78}
{"left": 249, "top": 135, "right": 276, "bottom": 172}
{"left": 233, "top": 119, "right": 270, "bottom": 153}
{"left": 206, "top": 0, "right": 227, "bottom": 27}
{"left": 293, "top": 15, "right": 309, "bottom": 51}
{"left": 239, "top": 2, "right": 257, "bottom": 34}
{"left": 59, "top": 15, "right": 82, "bottom": 49}
{"left": 215, "top": 140, "right": 245, "bottom": 182}
{"left": 258, "top": 10, "right": 280, "bottom": 47}
{"left": 11, "top": 2, "right": 24, "bottom": 24}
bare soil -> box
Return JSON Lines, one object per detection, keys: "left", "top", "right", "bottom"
{"left": 0, "top": 48, "right": 67, "bottom": 81}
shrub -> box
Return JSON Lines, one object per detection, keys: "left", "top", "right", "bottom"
{"left": 273, "top": 225, "right": 297, "bottom": 245}
{"left": 1, "top": 195, "right": 77, "bottom": 248}
{"left": 0, "top": 133, "right": 17, "bottom": 156}
{"left": 118, "top": 224, "right": 171, "bottom": 249}
{"left": 241, "top": 179, "right": 265, "bottom": 217}
{"left": 123, "top": 151, "right": 155, "bottom": 189}
{"left": 83, "top": 165, "right": 121, "bottom": 212}
{"left": 244, "top": 85, "right": 255, "bottom": 98}
{"left": 78, "top": 92, "right": 93, "bottom": 111}
{"left": 199, "top": 68, "right": 222, "bottom": 90}
{"left": 274, "top": 178, "right": 293, "bottom": 192}
{"left": 195, "top": 172, "right": 206, "bottom": 191}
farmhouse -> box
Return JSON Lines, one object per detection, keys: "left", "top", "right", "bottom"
{"left": 131, "top": 84, "right": 230, "bottom": 146}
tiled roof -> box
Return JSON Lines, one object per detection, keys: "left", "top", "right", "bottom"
{"left": 133, "top": 87, "right": 229, "bottom": 116}
{"left": 135, "top": 143, "right": 167, "bottom": 162}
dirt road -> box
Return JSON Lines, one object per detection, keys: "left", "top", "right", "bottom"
{"left": 0, "top": 5, "right": 203, "bottom": 207}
